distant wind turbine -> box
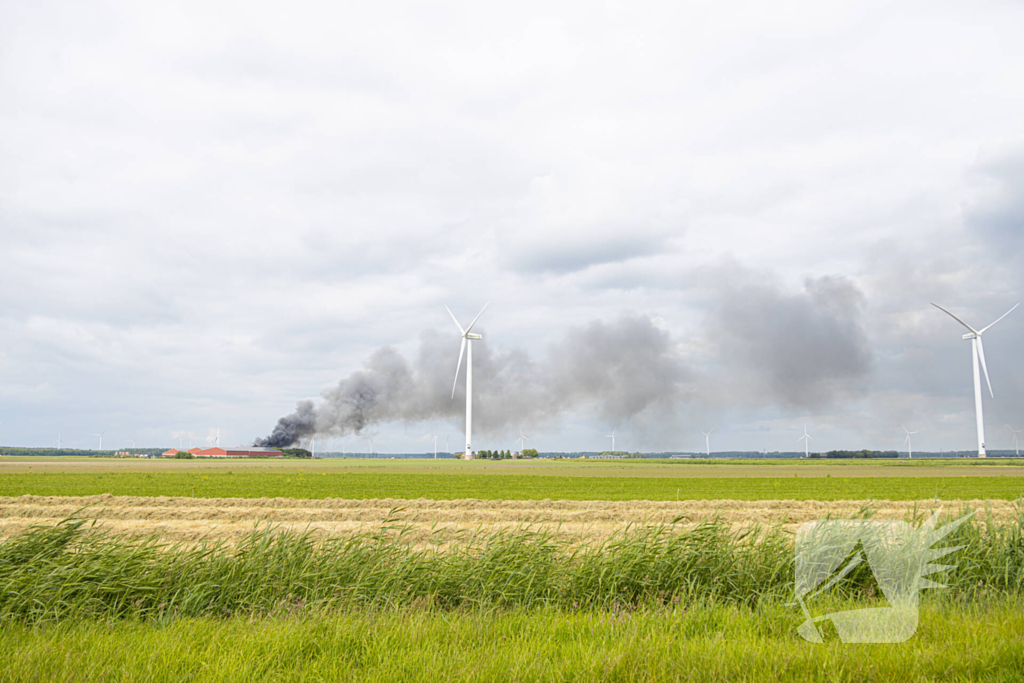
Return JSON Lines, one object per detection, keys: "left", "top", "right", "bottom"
{"left": 605, "top": 429, "right": 616, "bottom": 452}
{"left": 797, "top": 425, "right": 811, "bottom": 458}
{"left": 1009, "top": 426, "right": 1022, "bottom": 456}
{"left": 902, "top": 426, "right": 918, "bottom": 459}
{"left": 933, "top": 302, "right": 1019, "bottom": 457}
{"left": 701, "top": 429, "right": 713, "bottom": 457}
{"left": 518, "top": 427, "right": 530, "bottom": 454}
{"left": 310, "top": 433, "right": 316, "bottom": 459}
{"left": 92, "top": 432, "right": 105, "bottom": 451}
{"left": 432, "top": 432, "right": 438, "bottom": 459}
{"left": 447, "top": 303, "right": 489, "bottom": 459}
{"left": 54, "top": 431, "right": 62, "bottom": 450}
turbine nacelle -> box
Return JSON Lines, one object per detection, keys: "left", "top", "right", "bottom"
{"left": 466, "top": 333, "right": 482, "bottom": 340}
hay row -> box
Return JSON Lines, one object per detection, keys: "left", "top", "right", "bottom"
{"left": 1, "top": 495, "right": 1018, "bottom": 545}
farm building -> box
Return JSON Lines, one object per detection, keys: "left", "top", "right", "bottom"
{"left": 160, "top": 447, "right": 283, "bottom": 458}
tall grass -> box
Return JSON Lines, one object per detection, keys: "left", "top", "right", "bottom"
{"left": 1, "top": 508, "right": 1022, "bottom": 623}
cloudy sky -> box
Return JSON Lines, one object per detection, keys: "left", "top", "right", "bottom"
{"left": 2, "top": 0, "right": 1023, "bottom": 454}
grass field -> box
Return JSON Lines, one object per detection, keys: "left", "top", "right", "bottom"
{"left": 3, "top": 469, "right": 1024, "bottom": 501}
{"left": 4, "top": 601, "right": 1023, "bottom": 682}
{"left": 2, "top": 515, "right": 1024, "bottom": 681}
{"left": 3, "top": 457, "right": 1022, "bottom": 681}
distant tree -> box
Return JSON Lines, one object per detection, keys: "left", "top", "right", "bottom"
{"left": 282, "top": 448, "right": 312, "bottom": 459}
{"left": 174, "top": 450, "right": 194, "bottom": 459}
{"left": 521, "top": 448, "right": 539, "bottom": 459}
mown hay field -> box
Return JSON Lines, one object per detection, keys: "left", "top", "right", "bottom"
{"left": 2, "top": 494, "right": 1020, "bottom": 544}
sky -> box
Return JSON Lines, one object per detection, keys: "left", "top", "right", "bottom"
{"left": 2, "top": 0, "right": 1023, "bottom": 454}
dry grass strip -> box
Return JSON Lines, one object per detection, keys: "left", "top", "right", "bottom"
{"left": 1, "top": 495, "right": 1018, "bottom": 546}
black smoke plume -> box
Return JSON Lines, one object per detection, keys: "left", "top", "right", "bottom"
{"left": 255, "top": 314, "right": 690, "bottom": 448}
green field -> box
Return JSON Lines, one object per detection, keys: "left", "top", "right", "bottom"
{"left": 4, "top": 601, "right": 1022, "bottom": 682}
{"left": 4, "top": 458, "right": 1023, "bottom": 681}
{"left": 3, "top": 468, "right": 1024, "bottom": 500}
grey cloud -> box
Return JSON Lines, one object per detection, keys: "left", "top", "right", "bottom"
{"left": 708, "top": 273, "right": 872, "bottom": 408}
{"left": 969, "top": 151, "right": 1024, "bottom": 265}
{"left": 504, "top": 231, "right": 675, "bottom": 275}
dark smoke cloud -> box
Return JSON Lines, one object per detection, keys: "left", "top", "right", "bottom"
{"left": 256, "top": 314, "right": 690, "bottom": 448}
{"left": 708, "top": 273, "right": 872, "bottom": 408}
{"left": 254, "top": 399, "right": 316, "bottom": 448}
{"left": 258, "top": 283, "right": 875, "bottom": 449}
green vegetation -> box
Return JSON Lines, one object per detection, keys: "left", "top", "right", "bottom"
{"left": 2, "top": 511, "right": 1023, "bottom": 624}
{"left": 3, "top": 508, "right": 1023, "bottom": 681}
{"left": 818, "top": 450, "right": 900, "bottom": 459}
{"left": 4, "top": 600, "right": 1023, "bottom": 682}
{"left": 2, "top": 469, "right": 1024, "bottom": 500}
{"left": 520, "top": 448, "right": 539, "bottom": 458}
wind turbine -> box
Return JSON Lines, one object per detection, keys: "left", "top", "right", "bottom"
{"left": 92, "top": 432, "right": 105, "bottom": 451}
{"left": 54, "top": 431, "right": 62, "bottom": 450}
{"left": 932, "top": 303, "right": 1019, "bottom": 457}
{"left": 1008, "top": 426, "right": 1022, "bottom": 456}
{"left": 701, "top": 429, "right": 713, "bottom": 457}
{"left": 446, "top": 302, "right": 489, "bottom": 459}
{"left": 518, "top": 427, "right": 530, "bottom": 454}
{"left": 797, "top": 425, "right": 811, "bottom": 458}
{"left": 310, "top": 433, "right": 316, "bottom": 459}
{"left": 605, "top": 429, "right": 616, "bottom": 452}
{"left": 902, "top": 426, "right": 918, "bottom": 459}
{"left": 432, "top": 432, "right": 438, "bottom": 459}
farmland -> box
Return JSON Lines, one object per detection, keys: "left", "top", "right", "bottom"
{"left": 2, "top": 456, "right": 1023, "bottom": 682}
{"left": 3, "top": 457, "right": 1024, "bottom": 502}
{"left": 4, "top": 601, "right": 1023, "bottom": 682}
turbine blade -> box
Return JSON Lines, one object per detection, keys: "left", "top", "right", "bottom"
{"left": 464, "top": 302, "right": 490, "bottom": 334}
{"left": 976, "top": 337, "right": 994, "bottom": 398}
{"left": 931, "top": 303, "right": 978, "bottom": 334}
{"left": 451, "top": 338, "right": 466, "bottom": 399}
{"left": 978, "top": 303, "right": 1019, "bottom": 334}
{"left": 445, "top": 305, "right": 465, "bottom": 335}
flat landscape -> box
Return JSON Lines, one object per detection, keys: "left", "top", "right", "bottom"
{"left": 3, "top": 457, "right": 1024, "bottom": 504}
{"left": 3, "top": 456, "right": 1023, "bottom": 681}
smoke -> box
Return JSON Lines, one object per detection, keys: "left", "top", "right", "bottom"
{"left": 254, "top": 399, "right": 316, "bottom": 448}
{"left": 255, "top": 314, "right": 690, "bottom": 448}
{"left": 708, "top": 273, "right": 872, "bottom": 408}
{"left": 257, "top": 283, "right": 876, "bottom": 448}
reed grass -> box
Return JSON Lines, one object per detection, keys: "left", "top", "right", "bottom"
{"left": 1, "top": 508, "right": 1022, "bottom": 624}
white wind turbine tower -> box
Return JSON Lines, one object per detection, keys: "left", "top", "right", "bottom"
{"left": 902, "top": 426, "right": 918, "bottom": 459}
{"left": 92, "top": 432, "right": 105, "bottom": 451}
{"left": 932, "top": 303, "right": 1019, "bottom": 457}
{"left": 518, "top": 427, "right": 530, "bottom": 454}
{"left": 54, "top": 431, "right": 62, "bottom": 450}
{"left": 701, "top": 429, "right": 713, "bottom": 457}
{"left": 446, "top": 303, "right": 489, "bottom": 459}
{"left": 432, "top": 432, "right": 438, "bottom": 459}
{"left": 797, "top": 425, "right": 812, "bottom": 458}
{"left": 309, "top": 434, "right": 316, "bottom": 459}
{"left": 1008, "top": 426, "right": 1022, "bottom": 456}
{"left": 605, "top": 429, "right": 616, "bottom": 452}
